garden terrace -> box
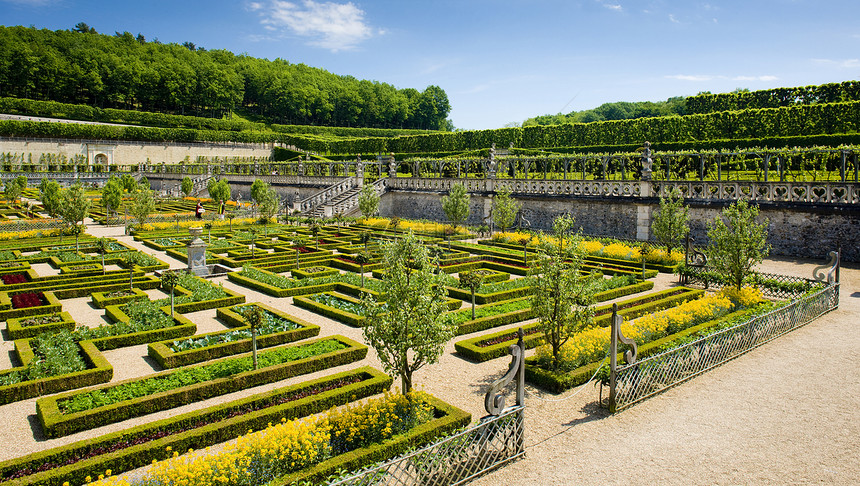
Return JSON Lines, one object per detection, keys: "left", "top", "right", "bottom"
{"left": 147, "top": 302, "right": 321, "bottom": 368}
{"left": 0, "top": 367, "right": 392, "bottom": 486}
{"left": 0, "top": 270, "right": 160, "bottom": 299}
{"left": 36, "top": 335, "right": 367, "bottom": 438}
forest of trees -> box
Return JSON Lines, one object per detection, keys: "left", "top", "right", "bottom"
{"left": 523, "top": 96, "right": 688, "bottom": 127}
{"left": 0, "top": 25, "right": 452, "bottom": 130}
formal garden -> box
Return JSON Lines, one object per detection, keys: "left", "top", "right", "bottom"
{"left": 0, "top": 172, "right": 841, "bottom": 486}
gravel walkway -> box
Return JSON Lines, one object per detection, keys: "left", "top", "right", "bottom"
{"left": 1, "top": 221, "right": 856, "bottom": 485}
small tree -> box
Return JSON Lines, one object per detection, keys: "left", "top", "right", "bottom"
{"left": 39, "top": 178, "right": 62, "bottom": 218}
{"left": 459, "top": 270, "right": 485, "bottom": 320}
{"left": 4, "top": 179, "right": 22, "bottom": 205}
{"left": 354, "top": 251, "right": 370, "bottom": 288}
{"left": 651, "top": 188, "right": 689, "bottom": 257}
{"left": 518, "top": 236, "right": 531, "bottom": 265}
{"left": 706, "top": 200, "right": 770, "bottom": 290}
{"left": 357, "top": 184, "right": 379, "bottom": 219}
{"left": 204, "top": 222, "right": 213, "bottom": 242}
{"left": 244, "top": 305, "right": 265, "bottom": 370}
{"left": 95, "top": 237, "right": 110, "bottom": 275}
{"left": 120, "top": 174, "right": 138, "bottom": 193}
{"left": 160, "top": 270, "right": 179, "bottom": 317}
{"left": 530, "top": 214, "right": 599, "bottom": 370}
{"left": 359, "top": 231, "right": 372, "bottom": 251}
{"left": 207, "top": 178, "right": 231, "bottom": 207}
{"left": 130, "top": 184, "right": 155, "bottom": 229}
{"left": 493, "top": 185, "right": 520, "bottom": 233}
{"left": 122, "top": 252, "right": 141, "bottom": 290}
{"left": 250, "top": 179, "right": 268, "bottom": 206}
{"left": 60, "top": 183, "right": 91, "bottom": 252}
{"left": 361, "top": 231, "right": 455, "bottom": 393}
{"left": 101, "top": 176, "right": 123, "bottom": 224}
{"left": 441, "top": 183, "right": 470, "bottom": 228}
{"left": 293, "top": 235, "right": 307, "bottom": 269}
{"left": 181, "top": 176, "right": 193, "bottom": 197}
{"left": 258, "top": 187, "right": 278, "bottom": 236}
{"left": 309, "top": 221, "right": 321, "bottom": 249}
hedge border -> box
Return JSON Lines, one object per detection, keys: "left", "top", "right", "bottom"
{"left": 524, "top": 305, "right": 760, "bottom": 393}
{"left": 90, "top": 288, "right": 149, "bottom": 309}
{"left": 6, "top": 311, "right": 75, "bottom": 340}
{"left": 148, "top": 303, "right": 321, "bottom": 368}
{"left": 37, "top": 335, "right": 368, "bottom": 438}
{"left": 454, "top": 281, "right": 657, "bottom": 361}
{"left": 270, "top": 393, "right": 471, "bottom": 486}
{"left": 0, "top": 340, "right": 112, "bottom": 406}
{"left": 1, "top": 367, "right": 392, "bottom": 486}
{"left": 0, "top": 290, "right": 62, "bottom": 321}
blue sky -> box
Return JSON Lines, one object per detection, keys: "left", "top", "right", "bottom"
{"left": 2, "top": 0, "right": 859, "bottom": 130}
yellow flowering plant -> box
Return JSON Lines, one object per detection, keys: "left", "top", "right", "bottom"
{"left": 535, "top": 287, "right": 764, "bottom": 372}
{"left": 91, "top": 391, "right": 436, "bottom": 486}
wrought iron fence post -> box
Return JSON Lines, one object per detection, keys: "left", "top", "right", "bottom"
{"left": 609, "top": 303, "right": 638, "bottom": 413}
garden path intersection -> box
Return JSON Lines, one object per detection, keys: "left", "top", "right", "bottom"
{"left": 0, "top": 219, "right": 855, "bottom": 485}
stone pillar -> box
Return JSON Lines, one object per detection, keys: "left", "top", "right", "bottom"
{"left": 187, "top": 227, "right": 208, "bottom": 276}
{"left": 355, "top": 155, "right": 364, "bottom": 187}
{"left": 635, "top": 204, "right": 652, "bottom": 241}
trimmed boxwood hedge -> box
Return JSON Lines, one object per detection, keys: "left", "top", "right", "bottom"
{"left": 148, "top": 303, "right": 321, "bottom": 368}
{"left": 0, "top": 367, "right": 392, "bottom": 486}
{"left": 454, "top": 281, "right": 658, "bottom": 361}
{"left": 90, "top": 307, "right": 197, "bottom": 352}
{"left": 36, "top": 335, "right": 368, "bottom": 438}
{"left": 269, "top": 393, "right": 471, "bottom": 486}
{"left": 227, "top": 269, "right": 340, "bottom": 297}
{"left": 6, "top": 311, "right": 75, "bottom": 340}
{"left": 524, "top": 305, "right": 758, "bottom": 393}
{"left": 90, "top": 288, "right": 149, "bottom": 309}
{"left": 292, "top": 266, "right": 340, "bottom": 279}
{"left": 294, "top": 292, "right": 463, "bottom": 328}
{"left": 0, "top": 340, "right": 112, "bottom": 406}
{"left": 0, "top": 291, "right": 62, "bottom": 321}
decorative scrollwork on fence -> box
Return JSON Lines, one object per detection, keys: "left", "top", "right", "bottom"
{"left": 613, "top": 304, "right": 638, "bottom": 365}
{"left": 484, "top": 328, "right": 525, "bottom": 416}
{"left": 812, "top": 250, "right": 840, "bottom": 284}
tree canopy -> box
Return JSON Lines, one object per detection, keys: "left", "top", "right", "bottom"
{"left": 0, "top": 25, "right": 451, "bottom": 130}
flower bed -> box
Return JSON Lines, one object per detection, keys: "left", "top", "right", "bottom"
{"left": 90, "top": 390, "right": 470, "bottom": 486}
{"left": 0, "top": 367, "right": 392, "bottom": 486}
{"left": 90, "top": 288, "right": 149, "bottom": 309}
{"left": 0, "top": 291, "right": 62, "bottom": 320}
{"left": 147, "top": 303, "right": 321, "bottom": 368}
{"left": 11, "top": 291, "right": 46, "bottom": 309}
{"left": 37, "top": 335, "right": 368, "bottom": 438}
{"left": 1, "top": 272, "right": 29, "bottom": 284}
{"left": 0, "top": 338, "right": 112, "bottom": 406}
{"left": 6, "top": 311, "right": 76, "bottom": 340}
{"left": 524, "top": 287, "right": 766, "bottom": 392}
{"left": 294, "top": 292, "right": 462, "bottom": 328}
{"left": 292, "top": 265, "right": 340, "bottom": 279}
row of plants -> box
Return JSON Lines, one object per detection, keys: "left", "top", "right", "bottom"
{"left": 6, "top": 311, "right": 75, "bottom": 340}
{"left": 525, "top": 287, "right": 767, "bottom": 392}
{"left": 147, "top": 303, "right": 321, "bottom": 368}
{"left": 37, "top": 335, "right": 367, "bottom": 438}
{"left": 89, "top": 391, "right": 470, "bottom": 486}
{"left": 0, "top": 330, "right": 86, "bottom": 387}
{"left": 0, "top": 367, "right": 393, "bottom": 486}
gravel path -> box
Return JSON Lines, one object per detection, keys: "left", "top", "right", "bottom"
{"left": 1, "top": 222, "right": 856, "bottom": 485}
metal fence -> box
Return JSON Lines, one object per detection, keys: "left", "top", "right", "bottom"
{"left": 329, "top": 406, "right": 525, "bottom": 486}
{"left": 610, "top": 282, "right": 840, "bottom": 412}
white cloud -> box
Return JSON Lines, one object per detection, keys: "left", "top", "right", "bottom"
{"left": 812, "top": 58, "right": 860, "bottom": 69}
{"left": 248, "top": 0, "right": 377, "bottom": 52}
{"left": 733, "top": 75, "right": 778, "bottom": 82}
{"left": 595, "top": 0, "right": 623, "bottom": 12}
{"left": 668, "top": 13, "right": 680, "bottom": 23}
{"left": 666, "top": 74, "right": 778, "bottom": 83}
{"left": 666, "top": 74, "right": 713, "bottom": 81}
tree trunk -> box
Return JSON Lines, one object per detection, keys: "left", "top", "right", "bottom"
{"left": 471, "top": 290, "right": 476, "bottom": 320}
{"left": 401, "top": 371, "right": 412, "bottom": 394}
{"left": 252, "top": 327, "right": 258, "bottom": 370}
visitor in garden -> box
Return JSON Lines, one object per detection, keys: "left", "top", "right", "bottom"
{"left": 195, "top": 201, "right": 204, "bottom": 219}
